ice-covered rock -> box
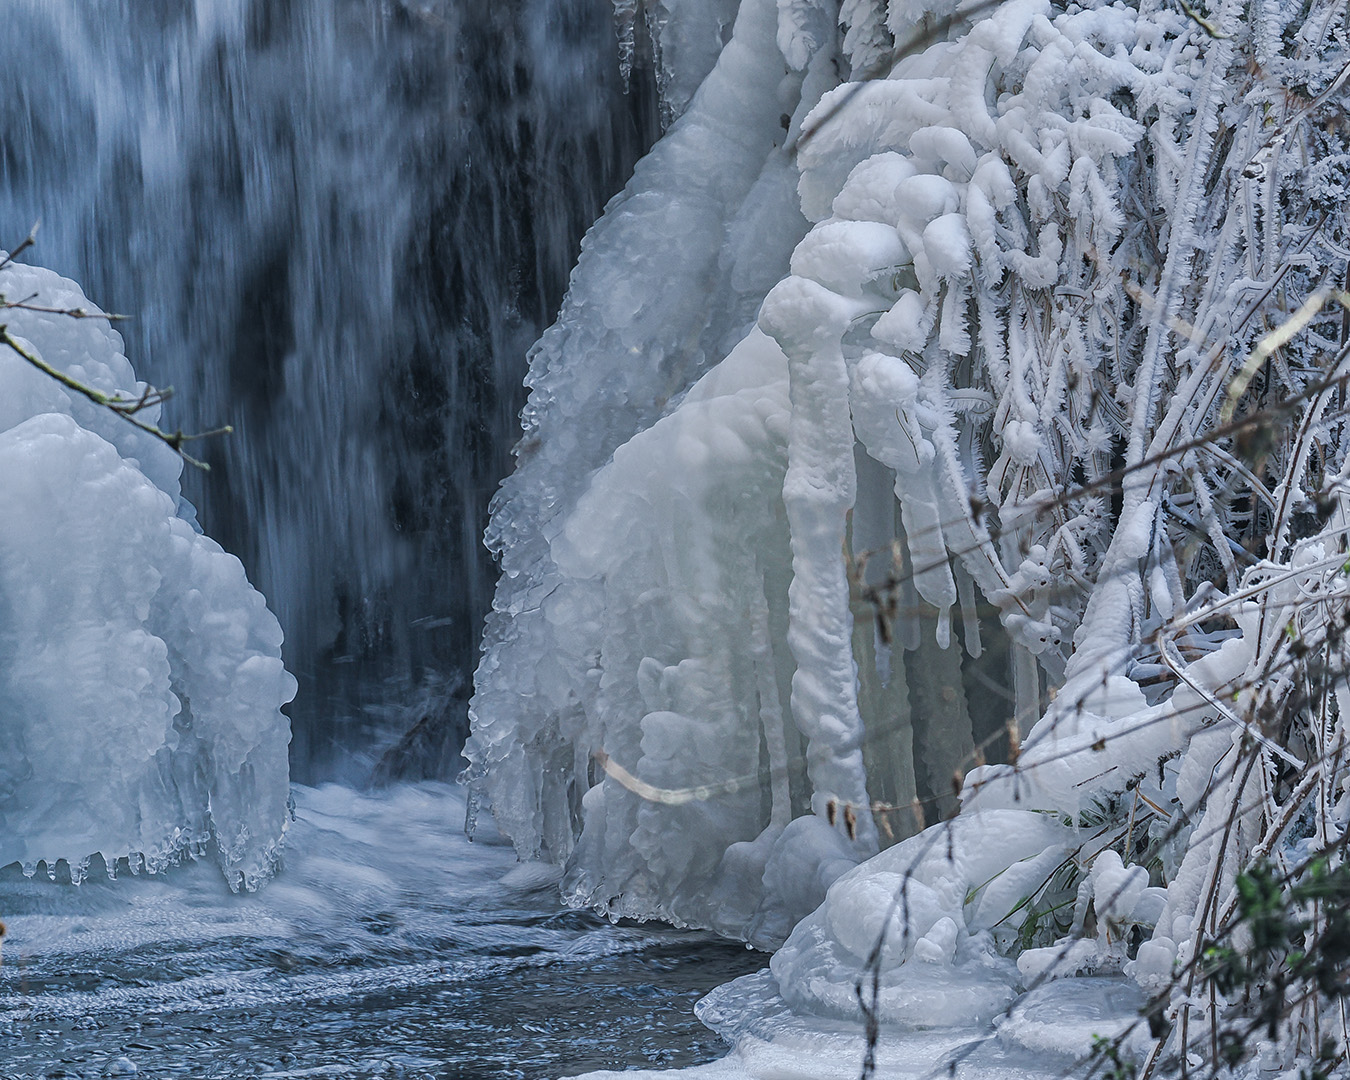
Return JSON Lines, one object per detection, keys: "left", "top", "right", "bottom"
{"left": 0, "top": 260, "right": 293, "bottom": 889}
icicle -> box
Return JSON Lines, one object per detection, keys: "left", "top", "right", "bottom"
{"left": 957, "top": 563, "right": 982, "bottom": 659}
{"left": 613, "top": 0, "right": 640, "bottom": 86}
{"left": 761, "top": 274, "right": 878, "bottom": 851}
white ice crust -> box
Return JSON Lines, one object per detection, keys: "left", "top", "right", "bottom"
{"left": 0, "top": 260, "right": 294, "bottom": 890}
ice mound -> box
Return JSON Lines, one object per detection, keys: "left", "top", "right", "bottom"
{"left": 996, "top": 977, "right": 1144, "bottom": 1059}
{"left": 0, "top": 259, "right": 294, "bottom": 889}
{"left": 767, "top": 811, "right": 1076, "bottom": 1027}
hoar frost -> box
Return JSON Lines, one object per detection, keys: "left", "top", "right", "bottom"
{"left": 0, "top": 261, "right": 294, "bottom": 890}
{"left": 477, "top": 0, "right": 1350, "bottom": 1072}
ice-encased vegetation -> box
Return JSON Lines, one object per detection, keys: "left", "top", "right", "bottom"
{"left": 0, "top": 260, "right": 294, "bottom": 890}
{"left": 474, "top": 0, "right": 1350, "bottom": 1069}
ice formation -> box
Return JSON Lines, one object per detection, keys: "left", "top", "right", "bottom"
{"left": 467, "top": 0, "right": 848, "bottom": 943}
{"left": 0, "top": 260, "right": 294, "bottom": 890}
{"left": 476, "top": 0, "right": 1350, "bottom": 1069}
{"left": 612, "top": 0, "right": 741, "bottom": 124}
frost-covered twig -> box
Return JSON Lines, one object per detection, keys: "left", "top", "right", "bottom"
{"left": 0, "top": 328, "right": 229, "bottom": 470}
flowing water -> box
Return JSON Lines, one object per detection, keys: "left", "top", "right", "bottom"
{"left": 0, "top": 785, "right": 765, "bottom": 1079}
{"left": 0, "top": 0, "right": 659, "bottom": 780}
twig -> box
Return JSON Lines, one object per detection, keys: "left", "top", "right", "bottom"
{"left": 0, "top": 326, "right": 229, "bottom": 469}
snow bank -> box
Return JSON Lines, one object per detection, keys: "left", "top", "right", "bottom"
{"left": 0, "top": 260, "right": 293, "bottom": 889}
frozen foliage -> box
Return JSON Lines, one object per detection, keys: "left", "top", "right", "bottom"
{"left": 0, "top": 260, "right": 294, "bottom": 890}
{"left": 479, "top": 0, "right": 1350, "bottom": 1066}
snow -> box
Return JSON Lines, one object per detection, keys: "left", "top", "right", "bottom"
{"left": 788, "top": 220, "right": 910, "bottom": 297}
{"left": 0, "top": 260, "right": 293, "bottom": 890}
{"left": 831, "top": 152, "right": 916, "bottom": 223}
{"left": 920, "top": 212, "right": 973, "bottom": 279}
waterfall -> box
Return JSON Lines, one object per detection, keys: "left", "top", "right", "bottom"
{"left": 0, "top": 0, "right": 657, "bottom": 781}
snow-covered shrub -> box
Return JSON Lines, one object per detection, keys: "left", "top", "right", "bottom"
{"left": 764, "top": 0, "right": 1350, "bottom": 1067}
{"left": 471, "top": 0, "right": 1350, "bottom": 1066}
{"left": 0, "top": 259, "right": 294, "bottom": 890}
{"left": 763, "top": 0, "right": 1350, "bottom": 1066}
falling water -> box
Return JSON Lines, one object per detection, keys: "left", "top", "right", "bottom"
{"left": 0, "top": 0, "right": 658, "bottom": 781}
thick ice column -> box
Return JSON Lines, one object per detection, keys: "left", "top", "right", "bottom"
{"left": 850, "top": 451, "right": 919, "bottom": 846}
{"left": 851, "top": 585, "right": 919, "bottom": 844}
{"left": 908, "top": 611, "right": 976, "bottom": 820}
{"left": 760, "top": 276, "right": 877, "bottom": 852}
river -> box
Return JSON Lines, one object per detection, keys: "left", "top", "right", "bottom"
{"left": 0, "top": 785, "right": 764, "bottom": 1079}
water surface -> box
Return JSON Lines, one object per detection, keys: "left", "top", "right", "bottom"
{"left": 0, "top": 785, "right": 764, "bottom": 1079}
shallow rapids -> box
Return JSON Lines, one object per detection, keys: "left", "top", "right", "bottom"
{"left": 0, "top": 785, "right": 763, "bottom": 1079}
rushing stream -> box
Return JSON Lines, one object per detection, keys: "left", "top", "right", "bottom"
{"left": 0, "top": 786, "right": 764, "bottom": 1079}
